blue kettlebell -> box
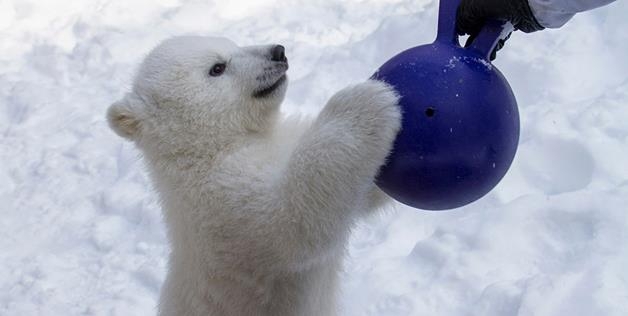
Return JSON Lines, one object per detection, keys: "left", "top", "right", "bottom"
{"left": 372, "top": 0, "right": 520, "bottom": 210}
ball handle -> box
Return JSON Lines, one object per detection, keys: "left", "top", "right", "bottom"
{"left": 436, "top": 0, "right": 514, "bottom": 60}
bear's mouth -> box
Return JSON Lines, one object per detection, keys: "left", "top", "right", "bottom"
{"left": 253, "top": 75, "right": 287, "bottom": 98}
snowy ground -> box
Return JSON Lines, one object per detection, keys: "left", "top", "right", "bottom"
{"left": 1, "top": 0, "right": 627, "bottom": 315}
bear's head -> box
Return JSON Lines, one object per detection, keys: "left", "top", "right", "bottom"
{"left": 107, "top": 36, "right": 288, "bottom": 154}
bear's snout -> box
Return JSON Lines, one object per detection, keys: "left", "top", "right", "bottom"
{"left": 270, "top": 45, "right": 287, "bottom": 63}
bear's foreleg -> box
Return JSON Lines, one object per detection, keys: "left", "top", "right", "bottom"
{"left": 272, "top": 80, "right": 401, "bottom": 267}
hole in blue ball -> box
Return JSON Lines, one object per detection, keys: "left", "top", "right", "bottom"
{"left": 425, "top": 107, "right": 436, "bottom": 117}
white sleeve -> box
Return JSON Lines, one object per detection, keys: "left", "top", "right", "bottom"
{"left": 528, "top": 0, "right": 617, "bottom": 28}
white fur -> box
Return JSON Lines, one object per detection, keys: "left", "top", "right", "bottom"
{"left": 107, "top": 36, "right": 401, "bottom": 316}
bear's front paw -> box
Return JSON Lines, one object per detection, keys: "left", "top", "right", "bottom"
{"left": 324, "top": 80, "right": 402, "bottom": 144}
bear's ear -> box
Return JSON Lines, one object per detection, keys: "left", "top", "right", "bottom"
{"left": 107, "top": 94, "right": 145, "bottom": 140}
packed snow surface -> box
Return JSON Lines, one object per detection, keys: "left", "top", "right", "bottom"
{"left": 1, "top": 0, "right": 627, "bottom": 315}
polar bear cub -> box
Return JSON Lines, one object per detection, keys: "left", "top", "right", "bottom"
{"left": 107, "top": 36, "right": 401, "bottom": 316}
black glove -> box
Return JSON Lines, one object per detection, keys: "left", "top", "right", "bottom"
{"left": 456, "top": 0, "right": 544, "bottom": 59}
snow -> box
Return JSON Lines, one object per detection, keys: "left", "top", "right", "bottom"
{"left": 1, "top": 0, "right": 627, "bottom": 315}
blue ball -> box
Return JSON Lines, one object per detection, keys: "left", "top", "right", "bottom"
{"left": 372, "top": 5, "right": 520, "bottom": 210}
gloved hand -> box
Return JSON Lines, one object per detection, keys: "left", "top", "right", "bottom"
{"left": 456, "top": 0, "right": 544, "bottom": 60}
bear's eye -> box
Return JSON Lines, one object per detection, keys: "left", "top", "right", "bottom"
{"left": 209, "top": 63, "right": 227, "bottom": 77}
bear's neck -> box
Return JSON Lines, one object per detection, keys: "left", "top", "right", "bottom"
{"left": 140, "top": 115, "right": 277, "bottom": 189}
{"left": 142, "top": 128, "right": 243, "bottom": 172}
{"left": 139, "top": 101, "right": 280, "bottom": 195}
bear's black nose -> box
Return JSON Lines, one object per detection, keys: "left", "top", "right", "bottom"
{"left": 270, "top": 45, "right": 287, "bottom": 62}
